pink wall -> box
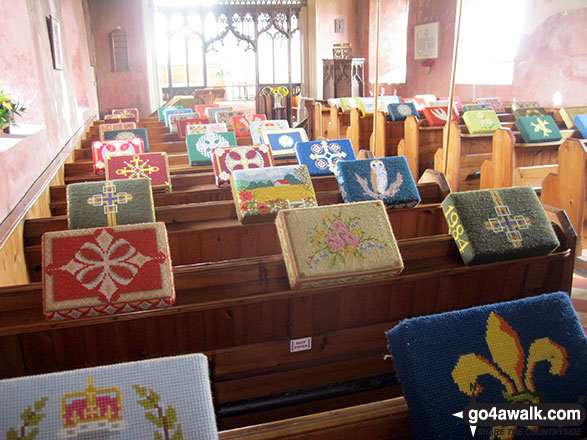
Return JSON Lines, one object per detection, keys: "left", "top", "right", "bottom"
{"left": 314, "top": 0, "right": 362, "bottom": 98}
{"left": 371, "top": 0, "right": 455, "bottom": 98}
{"left": 454, "top": 4, "right": 587, "bottom": 105}
{"left": 316, "top": 0, "right": 362, "bottom": 62}
{"left": 88, "top": 0, "right": 153, "bottom": 117}
{"left": 368, "top": 0, "right": 587, "bottom": 106}
{"left": 0, "top": 0, "right": 98, "bottom": 224}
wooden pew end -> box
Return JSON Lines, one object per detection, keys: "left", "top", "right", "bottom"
{"left": 418, "top": 169, "right": 450, "bottom": 198}
{"left": 357, "top": 149, "right": 375, "bottom": 159}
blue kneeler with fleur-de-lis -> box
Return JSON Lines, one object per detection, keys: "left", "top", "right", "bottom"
{"left": 386, "top": 292, "right": 587, "bottom": 440}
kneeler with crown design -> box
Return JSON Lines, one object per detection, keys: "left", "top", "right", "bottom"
{"left": 0, "top": 354, "right": 217, "bottom": 439}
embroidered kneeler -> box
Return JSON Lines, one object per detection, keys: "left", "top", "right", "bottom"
{"left": 106, "top": 152, "right": 171, "bottom": 191}
{"left": 335, "top": 156, "right": 421, "bottom": 208}
{"left": 441, "top": 187, "right": 560, "bottom": 265}
{"left": 231, "top": 165, "right": 317, "bottom": 224}
{"left": 295, "top": 139, "right": 356, "bottom": 176}
{"left": 67, "top": 178, "right": 155, "bottom": 229}
{"left": 386, "top": 292, "right": 587, "bottom": 440}
{"left": 211, "top": 145, "right": 275, "bottom": 187}
{"left": 103, "top": 128, "right": 150, "bottom": 152}
{"left": 186, "top": 132, "right": 237, "bottom": 166}
{"left": 0, "top": 354, "right": 217, "bottom": 439}
{"left": 42, "top": 222, "right": 174, "bottom": 320}
{"left": 276, "top": 200, "right": 404, "bottom": 289}
{"left": 515, "top": 115, "right": 562, "bottom": 143}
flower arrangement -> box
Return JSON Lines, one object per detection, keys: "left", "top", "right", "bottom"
{"left": 0, "top": 88, "right": 26, "bottom": 128}
{"left": 421, "top": 58, "right": 435, "bottom": 74}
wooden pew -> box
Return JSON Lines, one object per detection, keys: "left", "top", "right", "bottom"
{"left": 481, "top": 134, "right": 587, "bottom": 263}
{"left": 326, "top": 105, "right": 351, "bottom": 141}
{"left": 397, "top": 111, "right": 519, "bottom": 184}
{"left": 397, "top": 116, "right": 443, "bottom": 181}
{"left": 25, "top": 177, "right": 451, "bottom": 281}
{"left": 312, "top": 101, "right": 331, "bottom": 140}
{"left": 50, "top": 171, "right": 347, "bottom": 215}
{"left": 433, "top": 121, "right": 494, "bottom": 192}
{"left": 0, "top": 207, "right": 575, "bottom": 429}
{"left": 480, "top": 128, "right": 559, "bottom": 189}
{"left": 219, "top": 397, "right": 413, "bottom": 439}
{"left": 542, "top": 139, "right": 587, "bottom": 267}
{"left": 372, "top": 110, "right": 404, "bottom": 158}
{"left": 63, "top": 150, "right": 297, "bottom": 185}
{"left": 438, "top": 115, "right": 577, "bottom": 192}
{"left": 346, "top": 108, "right": 373, "bottom": 153}
{"left": 78, "top": 135, "right": 258, "bottom": 159}
{"left": 87, "top": 118, "right": 168, "bottom": 137}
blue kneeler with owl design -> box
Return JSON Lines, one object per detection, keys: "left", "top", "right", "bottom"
{"left": 335, "top": 156, "right": 421, "bottom": 208}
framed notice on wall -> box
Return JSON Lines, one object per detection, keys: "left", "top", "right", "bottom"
{"left": 414, "top": 22, "right": 439, "bottom": 60}
{"left": 47, "top": 15, "right": 64, "bottom": 70}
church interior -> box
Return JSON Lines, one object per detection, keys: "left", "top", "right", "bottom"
{"left": 0, "top": 0, "right": 586, "bottom": 438}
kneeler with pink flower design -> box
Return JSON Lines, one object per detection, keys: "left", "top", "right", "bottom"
{"left": 42, "top": 222, "right": 175, "bottom": 320}
{"left": 275, "top": 200, "right": 404, "bottom": 289}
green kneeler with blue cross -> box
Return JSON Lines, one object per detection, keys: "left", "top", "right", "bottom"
{"left": 441, "top": 187, "right": 560, "bottom": 265}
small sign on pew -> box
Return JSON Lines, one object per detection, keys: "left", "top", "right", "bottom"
{"left": 290, "top": 337, "right": 312, "bottom": 352}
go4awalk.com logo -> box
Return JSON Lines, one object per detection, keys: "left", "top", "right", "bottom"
{"left": 450, "top": 312, "right": 585, "bottom": 439}
{"left": 453, "top": 399, "right": 585, "bottom": 438}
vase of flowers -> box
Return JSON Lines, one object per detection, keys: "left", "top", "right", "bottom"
{"left": 0, "top": 88, "right": 26, "bottom": 136}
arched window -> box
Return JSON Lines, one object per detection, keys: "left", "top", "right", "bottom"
{"left": 152, "top": 0, "right": 304, "bottom": 123}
